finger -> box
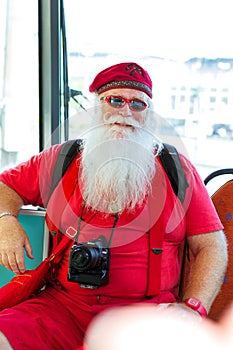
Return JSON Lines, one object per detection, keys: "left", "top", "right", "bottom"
{"left": 8, "top": 251, "right": 23, "bottom": 274}
{"left": 14, "top": 250, "right": 26, "bottom": 273}
{"left": 1, "top": 252, "right": 15, "bottom": 272}
{"left": 24, "top": 238, "right": 34, "bottom": 260}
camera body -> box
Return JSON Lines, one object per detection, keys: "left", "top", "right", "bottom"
{"left": 68, "top": 236, "right": 110, "bottom": 289}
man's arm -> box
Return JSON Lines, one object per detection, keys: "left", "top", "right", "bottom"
{"left": 181, "top": 230, "right": 228, "bottom": 314}
{"left": 0, "top": 181, "right": 34, "bottom": 274}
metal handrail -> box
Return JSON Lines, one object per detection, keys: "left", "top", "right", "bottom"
{"left": 204, "top": 168, "right": 233, "bottom": 185}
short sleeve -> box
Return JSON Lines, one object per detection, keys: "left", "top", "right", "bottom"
{"left": 0, "top": 144, "right": 63, "bottom": 207}
{"left": 180, "top": 154, "right": 224, "bottom": 236}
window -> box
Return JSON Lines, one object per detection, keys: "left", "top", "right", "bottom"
{"left": 171, "top": 96, "right": 176, "bottom": 110}
{"left": 180, "top": 96, "right": 186, "bottom": 103}
{"left": 210, "top": 96, "right": 216, "bottom": 103}
{"left": 0, "top": 0, "right": 39, "bottom": 171}
{"left": 222, "top": 97, "right": 228, "bottom": 104}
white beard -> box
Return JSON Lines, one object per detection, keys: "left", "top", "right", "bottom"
{"left": 79, "top": 114, "right": 158, "bottom": 214}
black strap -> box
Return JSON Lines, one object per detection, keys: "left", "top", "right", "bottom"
{"left": 159, "top": 143, "right": 189, "bottom": 203}
{"left": 50, "top": 139, "right": 83, "bottom": 197}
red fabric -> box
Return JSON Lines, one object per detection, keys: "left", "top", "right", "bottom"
{"left": 89, "top": 62, "right": 153, "bottom": 97}
{"left": 0, "top": 287, "right": 179, "bottom": 350}
{"left": 0, "top": 143, "right": 62, "bottom": 207}
{"left": 0, "top": 289, "right": 88, "bottom": 350}
{"left": 0, "top": 259, "right": 49, "bottom": 311}
{"left": 0, "top": 235, "right": 71, "bottom": 311}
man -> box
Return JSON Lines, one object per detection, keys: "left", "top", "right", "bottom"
{"left": 0, "top": 62, "right": 228, "bottom": 350}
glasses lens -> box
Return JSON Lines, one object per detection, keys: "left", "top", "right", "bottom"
{"left": 104, "top": 96, "right": 147, "bottom": 111}
{"left": 130, "top": 99, "right": 147, "bottom": 111}
{"left": 108, "top": 96, "right": 125, "bottom": 108}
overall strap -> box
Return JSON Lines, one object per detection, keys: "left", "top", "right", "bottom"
{"left": 146, "top": 213, "right": 165, "bottom": 296}
{"left": 145, "top": 160, "right": 166, "bottom": 297}
{"left": 146, "top": 144, "right": 188, "bottom": 297}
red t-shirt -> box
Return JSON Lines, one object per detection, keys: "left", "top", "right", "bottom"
{"left": 0, "top": 144, "right": 223, "bottom": 299}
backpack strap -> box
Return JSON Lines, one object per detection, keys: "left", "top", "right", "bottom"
{"left": 49, "top": 139, "right": 83, "bottom": 197}
{"left": 159, "top": 143, "right": 189, "bottom": 204}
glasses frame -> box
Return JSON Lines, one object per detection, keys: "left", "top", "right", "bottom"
{"left": 100, "top": 95, "right": 148, "bottom": 112}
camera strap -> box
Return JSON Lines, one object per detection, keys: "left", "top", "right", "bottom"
{"left": 108, "top": 214, "right": 119, "bottom": 247}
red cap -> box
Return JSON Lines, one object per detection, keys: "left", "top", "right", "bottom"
{"left": 89, "top": 62, "right": 153, "bottom": 98}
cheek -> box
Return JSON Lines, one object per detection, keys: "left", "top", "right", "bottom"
{"left": 99, "top": 104, "right": 113, "bottom": 121}
{"left": 133, "top": 111, "right": 147, "bottom": 125}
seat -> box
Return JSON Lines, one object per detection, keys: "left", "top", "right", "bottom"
{"left": 206, "top": 169, "right": 233, "bottom": 321}
{"left": 179, "top": 168, "right": 233, "bottom": 321}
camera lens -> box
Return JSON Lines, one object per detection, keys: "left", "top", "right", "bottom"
{"left": 71, "top": 247, "right": 100, "bottom": 271}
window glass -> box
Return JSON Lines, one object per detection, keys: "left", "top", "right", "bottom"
{"left": 64, "top": 0, "right": 233, "bottom": 193}
{"left": 0, "top": 0, "right": 39, "bottom": 171}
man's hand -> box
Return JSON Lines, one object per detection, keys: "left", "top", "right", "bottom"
{"left": 0, "top": 216, "right": 34, "bottom": 274}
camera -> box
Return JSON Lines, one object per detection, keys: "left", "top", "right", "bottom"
{"left": 68, "top": 236, "right": 110, "bottom": 289}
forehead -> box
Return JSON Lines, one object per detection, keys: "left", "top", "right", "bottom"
{"left": 100, "top": 88, "right": 148, "bottom": 100}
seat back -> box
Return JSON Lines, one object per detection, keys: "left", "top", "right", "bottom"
{"left": 208, "top": 179, "right": 233, "bottom": 321}
{"left": 179, "top": 170, "right": 233, "bottom": 321}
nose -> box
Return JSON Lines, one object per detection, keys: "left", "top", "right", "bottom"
{"left": 119, "top": 102, "right": 132, "bottom": 116}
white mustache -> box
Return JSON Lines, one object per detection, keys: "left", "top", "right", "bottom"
{"left": 103, "top": 114, "right": 141, "bottom": 128}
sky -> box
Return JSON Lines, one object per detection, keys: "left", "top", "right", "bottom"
{"left": 65, "top": 0, "right": 233, "bottom": 61}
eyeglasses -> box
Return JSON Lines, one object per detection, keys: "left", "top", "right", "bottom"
{"left": 100, "top": 95, "right": 148, "bottom": 111}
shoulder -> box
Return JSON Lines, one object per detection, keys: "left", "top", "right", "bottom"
{"left": 39, "top": 143, "right": 67, "bottom": 169}
{"left": 40, "top": 143, "right": 64, "bottom": 159}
